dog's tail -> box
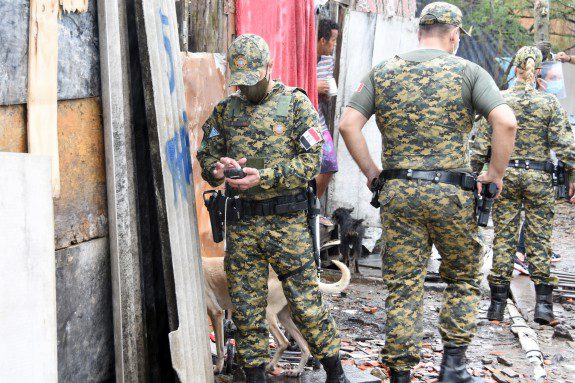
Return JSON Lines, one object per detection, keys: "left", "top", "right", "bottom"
{"left": 318, "top": 260, "right": 351, "bottom": 294}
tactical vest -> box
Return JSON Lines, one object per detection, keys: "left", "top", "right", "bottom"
{"left": 373, "top": 55, "right": 474, "bottom": 170}
{"left": 222, "top": 85, "right": 305, "bottom": 199}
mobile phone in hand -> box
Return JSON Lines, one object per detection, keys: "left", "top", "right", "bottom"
{"left": 224, "top": 168, "right": 246, "bottom": 179}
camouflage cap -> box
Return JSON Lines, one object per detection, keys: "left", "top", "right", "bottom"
{"left": 514, "top": 46, "right": 543, "bottom": 69}
{"left": 227, "top": 34, "right": 270, "bottom": 86}
{"left": 419, "top": 2, "right": 471, "bottom": 36}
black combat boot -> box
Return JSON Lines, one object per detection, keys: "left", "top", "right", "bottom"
{"left": 389, "top": 368, "right": 411, "bottom": 383}
{"left": 486, "top": 283, "right": 510, "bottom": 321}
{"left": 320, "top": 354, "right": 350, "bottom": 383}
{"left": 534, "top": 284, "right": 556, "bottom": 325}
{"left": 243, "top": 363, "right": 267, "bottom": 383}
{"left": 438, "top": 346, "right": 480, "bottom": 383}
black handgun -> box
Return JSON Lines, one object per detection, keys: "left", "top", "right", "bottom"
{"left": 203, "top": 190, "right": 226, "bottom": 243}
{"left": 554, "top": 161, "right": 569, "bottom": 200}
{"left": 476, "top": 182, "right": 498, "bottom": 227}
{"left": 370, "top": 177, "right": 383, "bottom": 208}
{"left": 224, "top": 168, "right": 246, "bottom": 179}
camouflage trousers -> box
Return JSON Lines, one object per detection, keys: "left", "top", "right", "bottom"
{"left": 489, "top": 168, "right": 558, "bottom": 286}
{"left": 379, "top": 179, "right": 484, "bottom": 371}
{"left": 225, "top": 211, "right": 341, "bottom": 368}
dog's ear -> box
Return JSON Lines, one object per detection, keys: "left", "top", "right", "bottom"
{"left": 347, "top": 207, "right": 354, "bottom": 213}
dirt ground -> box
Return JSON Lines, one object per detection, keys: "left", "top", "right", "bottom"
{"left": 215, "top": 202, "right": 575, "bottom": 382}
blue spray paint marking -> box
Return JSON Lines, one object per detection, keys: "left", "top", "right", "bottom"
{"left": 166, "top": 112, "right": 193, "bottom": 202}
{"left": 160, "top": 10, "right": 175, "bottom": 93}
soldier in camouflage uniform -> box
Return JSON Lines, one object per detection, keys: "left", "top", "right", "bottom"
{"left": 338, "top": 3, "right": 518, "bottom": 382}
{"left": 472, "top": 46, "right": 575, "bottom": 325}
{"left": 196, "top": 34, "right": 348, "bottom": 383}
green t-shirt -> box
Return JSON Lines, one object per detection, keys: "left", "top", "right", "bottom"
{"left": 348, "top": 49, "right": 504, "bottom": 120}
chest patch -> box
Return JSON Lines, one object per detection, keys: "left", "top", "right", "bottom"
{"left": 273, "top": 123, "right": 286, "bottom": 135}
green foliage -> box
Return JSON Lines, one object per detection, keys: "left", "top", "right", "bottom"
{"left": 447, "top": 0, "right": 575, "bottom": 52}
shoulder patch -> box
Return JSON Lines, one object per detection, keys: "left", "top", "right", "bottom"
{"left": 300, "top": 127, "right": 321, "bottom": 151}
{"left": 208, "top": 126, "right": 220, "bottom": 138}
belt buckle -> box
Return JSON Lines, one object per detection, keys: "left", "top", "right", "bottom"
{"left": 406, "top": 169, "right": 413, "bottom": 180}
{"left": 525, "top": 160, "right": 530, "bottom": 170}
{"left": 433, "top": 172, "right": 441, "bottom": 183}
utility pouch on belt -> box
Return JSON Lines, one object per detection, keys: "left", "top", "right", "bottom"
{"left": 475, "top": 183, "right": 498, "bottom": 227}
{"left": 554, "top": 161, "right": 569, "bottom": 200}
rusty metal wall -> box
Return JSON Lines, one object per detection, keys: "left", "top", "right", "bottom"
{"left": 0, "top": 98, "right": 108, "bottom": 249}
{"left": 181, "top": 52, "right": 227, "bottom": 259}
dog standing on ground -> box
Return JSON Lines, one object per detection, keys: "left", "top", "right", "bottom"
{"left": 202, "top": 257, "right": 351, "bottom": 377}
{"left": 331, "top": 207, "right": 366, "bottom": 274}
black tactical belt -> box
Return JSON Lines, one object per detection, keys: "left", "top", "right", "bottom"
{"left": 379, "top": 169, "right": 476, "bottom": 191}
{"left": 237, "top": 192, "right": 308, "bottom": 218}
{"left": 508, "top": 159, "right": 554, "bottom": 173}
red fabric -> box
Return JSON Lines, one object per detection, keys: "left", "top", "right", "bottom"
{"left": 235, "top": 0, "right": 318, "bottom": 109}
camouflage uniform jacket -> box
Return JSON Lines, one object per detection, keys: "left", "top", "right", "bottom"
{"left": 372, "top": 54, "right": 475, "bottom": 171}
{"left": 197, "top": 82, "right": 323, "bottom": 200}
{"left": 471, "top": 81, "right": 575, "bottom": 181}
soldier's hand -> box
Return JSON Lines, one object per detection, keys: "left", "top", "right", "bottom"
{"left": 213, "top": 157, "right": 247, "bottom": 179}
{"left": 477, "top": 172, "right": 503, "bottom": 198}
{"left": 365, "top": 167, "right": 382, "bottom": 189}
{"left": 226, "top": 167, "right": 260, "bottom": 191}
{"left": 569, "top": 182, "right": 575, "bottom": 203}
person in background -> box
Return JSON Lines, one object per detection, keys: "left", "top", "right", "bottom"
{"left": 316, "top": 19, "right": 340, "bottom": 198}
{"left": 515, "top": 49, "right": 575, "bottom": 268}
{"left": 472, "top": 46, "right": 575, "bottom": 327}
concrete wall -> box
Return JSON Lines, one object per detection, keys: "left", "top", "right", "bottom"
{"left": 56, "top": 238, "right": 114, "bottom": 383}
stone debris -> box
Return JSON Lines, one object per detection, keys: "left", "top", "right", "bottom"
{"left": 553, "top": 324, "right": 574, "bottom": 341}
{"left": 496, "top": 355, "right": 514, "bottom": 367}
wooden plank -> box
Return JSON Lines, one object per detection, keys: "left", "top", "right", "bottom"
{"left": 28, "top": 0, "right": 60, "bottom": 197}
{"left": 181, "top": 52, "right": 227, "bottom": 258}
{"left": 0, "top": 153, "right": 57, "bottom": 383}
{"left": 59, "top": 0, "right": 89, "bottom": 13}
{"left": 189, "top": 0, "right": 229, "bottom": 53}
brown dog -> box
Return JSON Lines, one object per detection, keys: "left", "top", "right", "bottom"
{"left": 202, "top": 257, "right": 350, "bottom": 377}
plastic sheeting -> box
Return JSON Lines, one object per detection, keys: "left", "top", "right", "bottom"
{"left": 235, "top": 0, "right": 318, "bottom": 108}
{"left": 327, "top": 11, "right": 419, "bottom": 227}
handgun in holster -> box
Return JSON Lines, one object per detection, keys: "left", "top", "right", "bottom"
{"left": 554, "top": 161, "right": 569, "bottom": 200}
{"left": 475, "top": 182, "right": 498, "bottom": 227}
{"left": 203, "top": 190, "right": 227, "bottom": 243}
{"left": 307, "top": 183, "right": 322, "bottom": 273}
{"left": 370, "top": 176, "right": 384, "bottom": 208}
